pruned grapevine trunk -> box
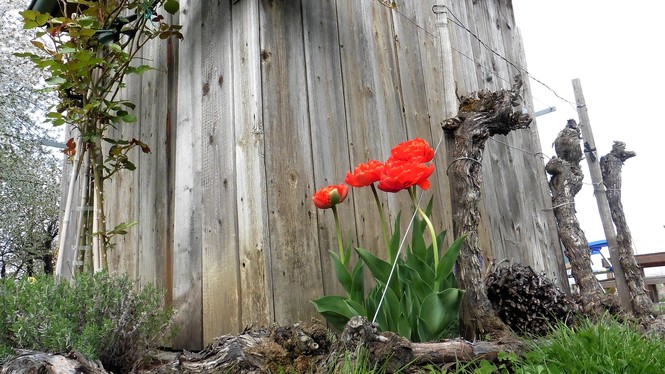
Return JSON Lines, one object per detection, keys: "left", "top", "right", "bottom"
{"left": 600, "top": 141, "right": 652, "bottom": 317}
{"left": 545, "top": 120, "right": 617, "bottom": 316}
{"left": 442, "top": 76, "right": 531, "bottom": 339}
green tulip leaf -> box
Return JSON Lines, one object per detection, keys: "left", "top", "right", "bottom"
{"left": 435, "top": 235, "right": 465, "bottom": 289}
{"left": 329, "top": 251, "right": 352, "bottom": 296}
{"left": 349, "top": 260, "right": 365, "bottom": 305}
{"left": 411, "top": 221, "right": 429, "bottom": 262}
{"left": 387, "top": 211, "right": 402, "bottom": 263}
{"left": 417, "top": 288, "right": 464, "bottom": 341}
{"left": 355, "top": 247, "right": 392, "bottom": 286}
{"left": 311, "top": 295, "right": 357, "bottom": 331}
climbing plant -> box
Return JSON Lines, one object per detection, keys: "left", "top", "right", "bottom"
{"left": 17, "top": 0, "right": 181, "bottom": 271}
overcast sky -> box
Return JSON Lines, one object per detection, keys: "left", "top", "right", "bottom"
{"left": 512, "top": 1, "right": 665, "bottom": 254}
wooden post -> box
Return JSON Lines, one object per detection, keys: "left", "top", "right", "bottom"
{"left": 572, "top": 78, "right": 633, "bottom": 313}
{"left": 433, "top": 2, "right": 458, "bottom": 119}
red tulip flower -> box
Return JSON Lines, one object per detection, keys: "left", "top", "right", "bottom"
{"left": 378, "top": 160, "right": 435, "bottom": 193}
{"left": 344, "top": 160, "right": 384, "bottom": 187}
{"left": 388, "top": 137, "right": 434, "bottom": 163}
{"left": 312, "top": 184, "right": 349, "bottom": 209}
{"left": 312, "top": 183, "right": 350, "bottom": 266}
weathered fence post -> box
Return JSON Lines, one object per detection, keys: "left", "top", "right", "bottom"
{"left": 442, "top": 76, "right": 530, "bottom": 339}
{"left": 600, "top": 141, "right": 653, "bottom": 316}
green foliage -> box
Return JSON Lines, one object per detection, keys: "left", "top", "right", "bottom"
{"left": 17, "top": 0, "right": 182, "bottom": 260}
{"left": 1, "top": 4, "right": 60, "bottom": 278}
{"left": 323, "top": 347, "right": 398, "bottom": 374}
{"left": 513, "top": 317, "right": 665, "bottom": 374}
{"left": 425, "top": 318, "right": 665, "bottom": 374}
{"left": 0, "top": 272, "right": 174, "bottom": 372}
{"left": 312, "top": 205, "right": 464, "bottom": 342}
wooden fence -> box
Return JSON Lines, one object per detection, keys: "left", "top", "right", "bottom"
{"left": 58, "top": 0, "right": 566, "bottom": 349}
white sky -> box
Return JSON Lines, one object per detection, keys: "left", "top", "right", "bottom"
{"left": 512, "top": 1, "right": 665, "bottom": 254}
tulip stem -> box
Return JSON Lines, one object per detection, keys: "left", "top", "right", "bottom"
{"left": 371, "top": 183, "right": 392, "bottom": 263}
{"left": 410, "top": 187, "right": 438, "bottom": 268}
{"left": 332, "top": 205, "right": 346, "bottom": 267}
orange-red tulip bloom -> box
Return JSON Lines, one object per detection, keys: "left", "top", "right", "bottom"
{"left": 344, "top": 160, "right": 385, "bottom": 187}
{"left": 377, "top": 160, "right": 434, "bottom": 193}
{"left": 312, "top": 184, "right": 349, "bottom": 209}
{"left": 388, "top": 137, "right": 434, "bottom": 163}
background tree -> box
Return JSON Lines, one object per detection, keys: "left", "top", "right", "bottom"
{"left": 0, "top": 0, "right": 61, "bottom": 278}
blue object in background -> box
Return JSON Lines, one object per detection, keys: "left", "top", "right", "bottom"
{"left": 589, "top": 240, "right": 608, "bottom": 255}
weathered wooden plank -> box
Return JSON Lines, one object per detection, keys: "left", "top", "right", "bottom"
{"left": 131, "top": 11, "right": 177, "bottom": 315}
{"left": 491, "top": 4, "right": 550, "bottom": 271}
{"left": 161, "top": 12, "right": 178, "bottom": 313}
{"left": 506, "top": 24, "right": 567, "bottom": 285}
{"left": 473, "top": 0, "right": 519, "bottom": 264}
{"left": 447, "top": 1, "right": 493, "bottom": 261}
{"left": 232, "top": 0, "right": 272, "bottom": 329}
{"left": 259, "top": 0, "right": 324, "bottom": 325}
{"left": 137, "top": 35, "right": 166, "bottom": 287}
{"left": 462, "top": 2, "right": 506, "bottom": 267}
{"left": 301, "top": 0, "right": 352, "bottom": 298}
{"left": 108, "top": 47, "right": 142, "bottom": 279}
{"left": 200, "top": 0, "right": 240, "bottom": 343}
{"left": 391, "top": 0, "right": 453, "bottom": 245}
{"left": 335, "top": 0, "right": 408, "bottom": 273}
{"left": 412, "top": 1, "right": 457, "bottom": 244}
{"left": 172, "top": 0, "right": 203, "bottom": 350}
{"left": 449, "top": 1, "right": 480, "bottom": 95}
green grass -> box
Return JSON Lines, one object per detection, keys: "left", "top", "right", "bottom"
{"left": 514, "top": 317, "right": 665, "bottom": 374}
{"left": 422, "top": 316, "right": 665, "bottom": 374}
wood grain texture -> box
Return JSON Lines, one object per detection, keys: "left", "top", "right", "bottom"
{"left": 172, "top": 0, "right": 203, "bottom": 350}
{"left": 137, "top": 33, "right": 170, "bottom": 288}
{"left": 94, "top": 0, "right": 571, "bottom": 347}
{"left": 509, "top": 28, "right": 567, "bottom": 286}
{"left": 107, "top": 47, "right": 142, "bottom": 280}
{"left": 409, "top": 1, "right": 456, "bottom": 246}
{"left": 201, "top": 0, "right": 241, "bottom": 342}
{"left": 447, "top": 0, "right": 493, "bottom": 260}
{"left": 392, "top": 0, "right": 452, "bottom": 245}
{"left": 233, "top": 0, "right": 272, "bottom": 329}
{"left": 335, "top": 0, "right": 408, "bottom": 279}
{"left": 259, "top": 0, "right": 324, "bottom": 325}
{"left": 302, "top": 0, "right": 352, "bottom": 298}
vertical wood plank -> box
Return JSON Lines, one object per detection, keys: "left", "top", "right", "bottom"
{"left": 172, "top": 0, "right": 203, "bottom": 350}
{"left": 137, "top": 33, "right": 169, "bottom": 288}
{"left": 233, "top": 0, "right": 272, "bottom": 328}
{"left": 391, "top": 1, "right": 453, "bottom": 244}
{"left": 498, "top": 7, "right": 567, "bottom": 284}
{"left": 467, "top": 2, "right": 520, "bottom": 266}
{"left": 201, "top": 0, "right": 241, "bottom": 342}
{"left": 447, "top": 0, "right": 493, "bottom": 260}
{"left": 335, "top": 0, "right": 408, "bottom": 272}
{"left": 302, "top": 0, "right": 352, "bottom": 298}
{"left": 107, "top": 49, "right": 142, "bottom": 279}
{"left": 260, "top": 0, "right": 324, "bottom": 325}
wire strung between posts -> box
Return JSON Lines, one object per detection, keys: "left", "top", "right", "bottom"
{"left": 542, "top": 201, "right": 575, "bottom": 211}
{"left": 446, "top": 156, "right": 482, "bottom": 175}
{"left": 371, "top": 130, "right": 445, "bottom": 325}
{"left": 393, "top": 4, "right": 563, "bottom": 115}
{"left": 440, "top": 5, "right": 578, "bottom": 111}
{"left": 489, "top": 137, "right": 550, "bottom": 160}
